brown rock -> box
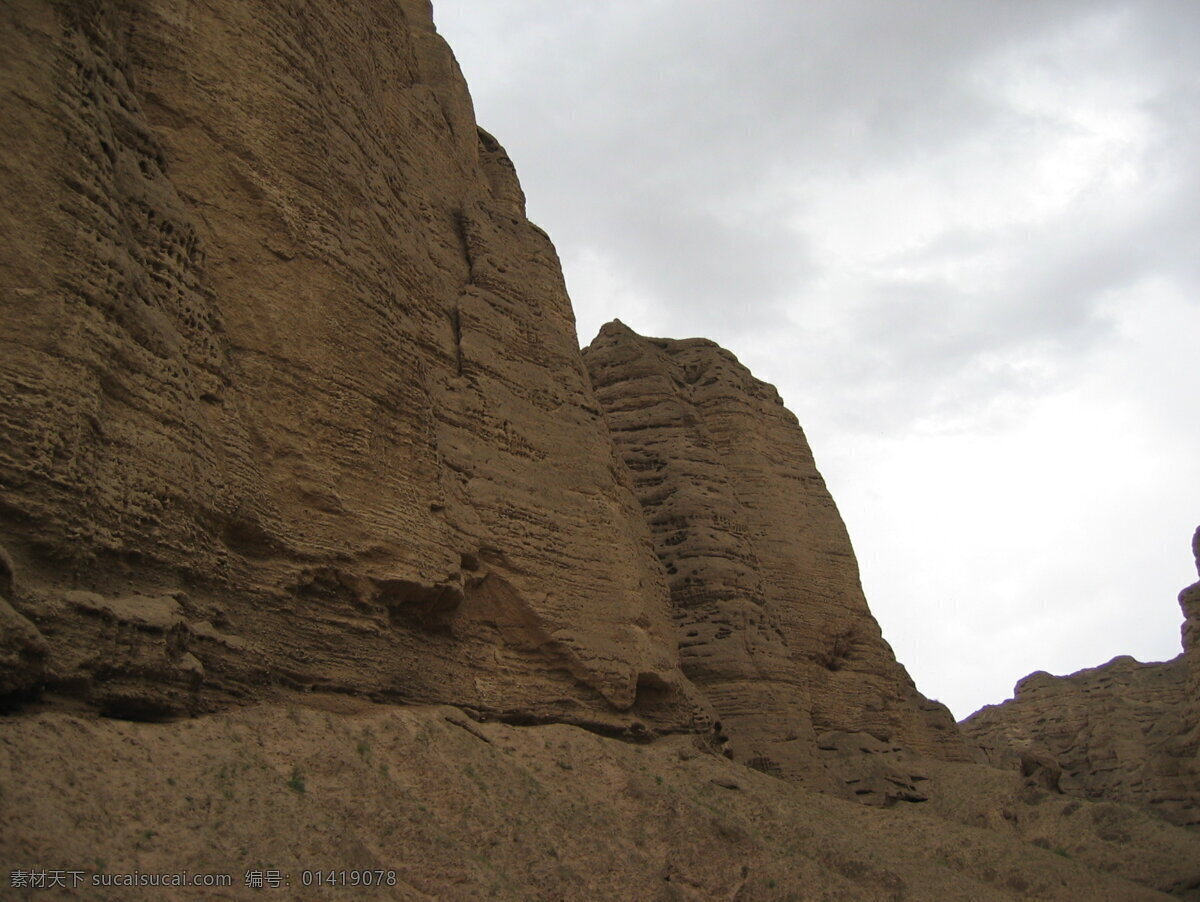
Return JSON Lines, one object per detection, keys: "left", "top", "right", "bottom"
{"left": 0, "top": 546, "right": 47, "bottom": 702}
{"left": 962, "top": 530, "right": 1200, "bottom": 829}
{"left": 0, "top": 598, "right": 48, "bottom": 702}
{"left": 817, "top": 730, "right": 932, "bottom": 806}
{"left": 1019, "top": 750, "right": 1063, "bottom": 793}
{"left": 0, "top": 701, "right": 1185, "bottom": 901}
{"left": 0, "top": 0, "right": 703, "bottom": 731}
{"left": 1181, "top": 525, "right": 1200, "bottom": 659}
{"left": 917, "top": 755, "right": 1200, "bottom": 897}
{"left": 0, "top": 1, "right": 1194, "bottom": 896}
{"left": 582, "top": 322, "right": 970, "bottom": 786}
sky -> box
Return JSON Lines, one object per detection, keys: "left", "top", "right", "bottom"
{"left": 432, "top": 0, "right": 1200, "bottom": 721}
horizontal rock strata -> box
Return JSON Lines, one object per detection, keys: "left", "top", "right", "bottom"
{"left": 0, "top": 0, "right": 705, "bottom": 731}
{"left": 583, "top": 322, "right": 970, "bottom": 790}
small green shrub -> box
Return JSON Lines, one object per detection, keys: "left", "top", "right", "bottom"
{"left": 287, "top": 767, "right": 306, "bottom": 793}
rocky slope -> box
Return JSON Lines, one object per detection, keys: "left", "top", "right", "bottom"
{"left": 4, "top": 699, "right": 1198, "bottom": 901}
{"left": 583, "top": 323, "right": 967, "bottom": 798}
{"left": 962, "top": 528, "right": 1200, "bottom": 830}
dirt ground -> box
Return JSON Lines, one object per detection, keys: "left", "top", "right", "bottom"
{"left": 2, "top": 697, "right": 1192, "bottom": 901}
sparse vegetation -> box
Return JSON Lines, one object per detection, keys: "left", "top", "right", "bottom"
{"left": 287, "top": 767, "right": 306, "bottom": 793}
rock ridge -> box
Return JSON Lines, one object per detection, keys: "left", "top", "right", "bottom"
{"left": 583, "top": 321, "right": 970, "bottom": 796}
{"left": 962, "top": 527, "right": 1200, "bottom": 829}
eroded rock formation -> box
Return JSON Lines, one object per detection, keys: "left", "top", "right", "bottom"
{"left": 583, "top": 322, "right": 969, "bottom": 795}
{"left": 2, "top": 1, "right": 1199, "bottom": 898}
{"left": 962, "top": 528, "right": 1200, "bottom": 829}
{"left": 0, "top": 0, "right": 704, "bottom": 732}
{"left": 0, "top": 0, "right": 974, "bottom": 778}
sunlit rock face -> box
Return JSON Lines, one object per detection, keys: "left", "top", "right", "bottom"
{"left": 0, "top": 0, "right": 709, "bottom": 731}
{"left": 583, "top": 321, "right": 970, "bottom": 789}
{"left": 962, "top": 527, "right": 1200, "bottom": 830}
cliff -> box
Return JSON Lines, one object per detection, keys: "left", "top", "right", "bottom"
{"left": 0, "top": 0, "right": 705, "bottom": 733}
{"left": 962, "top": 528, "right": 1200, "bottom": 830}
{"left": 583, "top": 322, "right": 968, "bottom": 797}
{"left": 0, "top": 0, "right": 966, "bottom": 771}
{"left": 2, "top": 1, "right": 1198, "bottom": 899}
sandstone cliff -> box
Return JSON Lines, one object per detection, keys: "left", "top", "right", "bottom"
{"left": 3, "top": 1, "right": 1198, "bottom": 899}
{"left": 0, "top": 0, "right": 972, "bottom": 777}
{"left": 0, "top": 0, "right": 708, "bottom": 732}
{"left": 962, "top": 527, "right": 1200, "bottom": 830}
{"left": 583, "top": 322, "right": 969, "bottom": 797}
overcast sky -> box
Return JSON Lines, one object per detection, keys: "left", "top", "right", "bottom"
{"left": 433, "top": 0, "right": 1200, "bottom": 721}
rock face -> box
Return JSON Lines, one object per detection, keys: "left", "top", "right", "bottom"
{"left": 583, "top": 323, "right": 969, "bottom": 793}
{"left": 2, "top": 2, "right": 1199, "bottom": 898}
{"left": 0, "top": 0, "right": 971, "bottom": 787}
{"left": 1183, "top": 527, "right": 1200, "bottom": 700}
{"left": 962, "top": 528, "right": 1200, "bottom": 829}
{"left": 0, "top": 0, "right": 703, "bottom": 731}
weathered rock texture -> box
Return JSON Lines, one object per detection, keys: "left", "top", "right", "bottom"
{"left": 1, "top": 700, "right": 1190, "bottom": 901}
{"left": 583, "top": 323, "right": 969, "bottom": 794}
{"left": 2, "top": 1, "right": 1198, "bottom": 897}
{"left": 963, "top": 528, "right": 1200, "bottom": 830}
{"left": 0, "top": 0, "right": 703, "bottom": 731}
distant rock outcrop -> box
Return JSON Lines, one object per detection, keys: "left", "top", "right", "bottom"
{"left": 0, "top": 0, "right": 705, "bottom": 733}
{"left": 583, "top": 323, "right": 969, "bottom": 795}
{"left": 962, "top": 528, "right": 1200, "bottom": 829}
